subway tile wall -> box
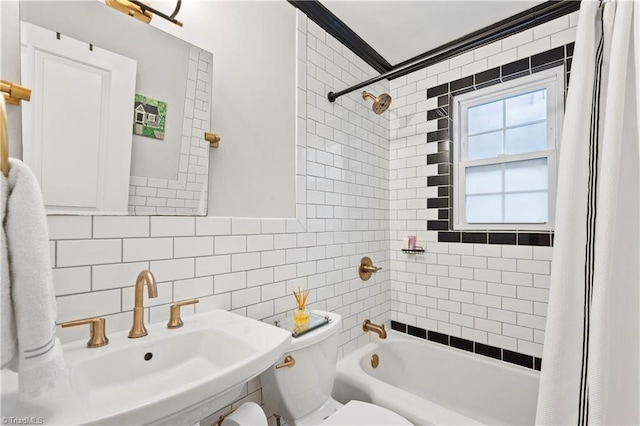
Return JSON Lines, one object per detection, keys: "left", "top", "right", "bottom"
{"left": 46, "top": 12, "right": 389, "bottom": 422}
{"left": 388, "top": 12, "right": 578, "bottom": 359}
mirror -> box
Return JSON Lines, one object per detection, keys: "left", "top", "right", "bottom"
{"left": 19, "top": 0, "right": 213, "bottom": 215}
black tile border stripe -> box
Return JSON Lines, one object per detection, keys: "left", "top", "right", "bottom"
{"left": 423, "top": 43, "right": 575, "bottom": 247}
{"left": 391, "top": 320, "right": 542, "bottom": 371}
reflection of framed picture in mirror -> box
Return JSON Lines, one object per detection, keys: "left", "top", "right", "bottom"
{"left": 133, "top": 95, "right": 166, "bottom": 141}
{"left": 19, "top": 1, "right": 213, "bottom": 216}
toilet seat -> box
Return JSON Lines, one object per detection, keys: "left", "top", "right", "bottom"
{"left": 320, "top": 401, "right": 412, "bottom": 426}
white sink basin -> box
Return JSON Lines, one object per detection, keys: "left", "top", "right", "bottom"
{"left": 1, "top": 310, "right": 291, "bottom": 425}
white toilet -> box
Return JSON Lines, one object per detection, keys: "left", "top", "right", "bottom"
{"left": 260, "top": 310, "right": 412, "bottom": 426}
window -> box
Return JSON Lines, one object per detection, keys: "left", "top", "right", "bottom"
{"left": 452, "top": 67, "right": 564, "bottom": 231}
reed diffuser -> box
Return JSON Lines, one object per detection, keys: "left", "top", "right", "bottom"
{"left": 292, "top": 287, "right": 310, "bottom": 326}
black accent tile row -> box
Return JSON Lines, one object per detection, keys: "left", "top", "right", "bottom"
{"left": 438, "top": 231, "right": 461, "bottom": 243}
{"left": 427, "top": 220, "right": 449, "bottom": 231}
{"left": 437, "top": 118, "right": 449, "bottom": 130}
{"left": 391, "top": 320, "right": 407, "bottom": 333}
{"left": 427, "top": 83, "right": 449, "bottom": 99}
{"left": 437, "top": 95, "right": 449, "bottom": 107}
{"left": 427, "top": 175, "right": 449, "bottom": 187}
{"left": 427, "top": 151, "right": 450, "bottom": 164}
{"left": 440, "top": 231, "right": 552, "bottom": 246}
{"left": 489, "top": 233, "right": 517, "bottom": 245}
{"left": 427, "top": 197, "right": 448, "bottom": 209}
{"left": 427, "top": 129, "right": 449, "bottom": 142}
{"left": 531, "top": 46, "right": 564, "bottom": 68}
{"left": 438, "top": 209, "right": 449, "bottom": 220}
{"left": 427, "top": 107, "right": 449, "bottom": 121}
{"left": 391, "top": 321, "right": 541, "bottom": 371}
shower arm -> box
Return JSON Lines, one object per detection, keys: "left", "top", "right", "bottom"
{"left": 326, "top": 0, "right": 580, "bottom": 103}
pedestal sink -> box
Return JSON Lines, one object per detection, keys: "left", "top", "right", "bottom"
{"left": 1, "top": 310, "right": 291, "bottom": 425}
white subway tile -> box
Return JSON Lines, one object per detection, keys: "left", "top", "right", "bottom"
{"left": 197, "top": 293, "right": 231, "bottom": 312}
{"left": 232, "top": 252, "right": 262, "bottom": 272}
{"left": 517, "top": 37, "right": 550, "bottom": 59}
{"left": 502, "top": 245, "right": 533, "bottom": 259}
{"left": 502, "top": 271, "right": 533, "bottom": 287}
{"left": 195, "top": 255, "right": 231, "bottom": 277}
{"left": 262, "top": 250, "right": 286, "bottom": 267}
{"left": 502, "top": 28, "right": 534, "bottom": 51}
{"left": 517, "top": 286, "right": 549, "bottom": 303}
{"left": 488, "top": 283, "right": 516, "bottom": 298}
{"left": 487, "top": 48, "right": 518, "bottom": 69}
{"left": 551, "top": 27, "right": 577, "bottom": 49}
{"left": 215, "top": 236, "right": 247, "bottom": 255}
{"left": 232, "top": 218, "right": 261, "bottom": 235}
{"left": 93, "top": 216, "right": 149, "bottom": 238}
{"left": 488, "top": 307, "right": 516, "bottom": 324}
{"left": 247, "top": 235, "right": 274, "bottom": 252}
{"left": 48, "top": 216, "right": 92, "bottom": 240}
{"left": 518, "top": 340, "right": 543, "bottom": 358}
{"left": 474, "top": 41, "right": 502, "bottom": 60}
{"left": 231, "top": 287, "right": 261, "bottom": 309}
{"left": 517, "top": 259, "right": 550, "bottom": 274}
{"left": 123, "top": 238, "right": 173, "bottom": 262}
{"left": 487, "top": 257, "right": 517, "bottom": 272}
{"left": 93, "top": 261, "right": 149, "bottom": 290}
{"left": 56, "top": 289, "right": 121, "bottom": 323}
{"left": 517, "top": 312, "right": 546, "bottom": 330}
{"left": 196, "top": 217, "right": 231, "bottom": 236}
{"left": 174, "top": 236, "right": 213, "bottom": 258}
{"left": 274, "top": 234, "right": 297, "bottom": 249}
{"left": 475, "top": 317, "right": 501, "bottom": 334}
{"left": 533, "top": 15, "right": 569, "bottom": 39}
{"left": 150, "top": 216, "right": 194, "bottom": 237}
{"left": 150, "top": 258, "right": 195, "bottom": 282}
{"left": 174, "top": 276, "right": 214, "bottom": 300}
{"left": 503, "top": 323, "right": 533, "bottom": 341}
{"left": 503, "top": 297, "right": 533, "bottom": 314}
{"left": 488, "top": 333, "right": 517, "bottom": 351}
{"left": 57, "top": 239, "right": 121, "bottom": 267}
{"left": 52, "top": 267, "right": 90, "bottom": 295}
{"left": 214, "top": 272, "right": 247, "bottom": 294}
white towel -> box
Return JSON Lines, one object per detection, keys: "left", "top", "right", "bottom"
{"left": 1, "top": 158, "right": 65, "bottom": 399}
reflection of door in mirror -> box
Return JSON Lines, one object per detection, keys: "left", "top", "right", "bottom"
{"left": 19, "top": 1, "right": 213, "bottom": 216}
{"left": 21, "top": 22, "right": 136, "bottom": 215}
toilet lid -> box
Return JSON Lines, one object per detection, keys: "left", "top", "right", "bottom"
{"left": 321, "top": 401, "right": 413, "bottom": 425}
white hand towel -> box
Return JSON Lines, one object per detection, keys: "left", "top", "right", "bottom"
{"left": 1, "top": 158, "right": 65, "bottom": 399}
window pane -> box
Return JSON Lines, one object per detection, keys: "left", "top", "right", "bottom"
{"left": 505, "top": 89, "right": 547, "bottom": 126}
{"left": 505, "top": 158, "right": 548, "bottom": 192}
{"left": 504, "top": 191, "right": 548, "bottom": 223}
{"left": 468, "top": 100, "right": 503, "bottom": 134}
{"left": 505, "top": 122, "right": 547, "bottom": 155}
{"left": 466, "top": 194, "right": 503, "bottom": 223}
{"left": 466, "top": 163, "right": 502, "bottom": 195}
{"left": 467, "top": 131, "right": 503, "bottom": 160}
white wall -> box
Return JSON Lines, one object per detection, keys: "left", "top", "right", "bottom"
{"left": 1, "top": 0, "right": 23, "bottom": 159}
{"left": 152, "top": 1, "right": 298, "bottom": 218}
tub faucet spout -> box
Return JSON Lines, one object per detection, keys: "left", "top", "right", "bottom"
{"left": 128, "top": 269, "right": 157, "bottom": 338}
{"left": 363, "top": 319, "right": 387, "bottom": 339}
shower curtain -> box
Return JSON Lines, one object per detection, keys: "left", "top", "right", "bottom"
{"left": 536, "top": 0, "right": 639, "bottom": 425}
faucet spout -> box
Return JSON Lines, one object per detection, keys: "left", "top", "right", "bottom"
{"left": 129, "top": 270, "right": 157, "bottom": 338}
{"left": 363, "top": 319, "right": 387, "bottom": 339}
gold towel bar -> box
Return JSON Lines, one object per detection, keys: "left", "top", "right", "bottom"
{"left": 205, "top": 132, "right": 221, "bottom": 148}
{"left": 1, "top": 80, "right": 32, "bottom": 106}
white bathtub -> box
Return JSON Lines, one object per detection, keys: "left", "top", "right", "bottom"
{"left": 333, "top": 331, "right": 540, "bottom": 425}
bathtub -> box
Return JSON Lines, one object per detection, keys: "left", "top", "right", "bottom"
{"left": 332, "top": 331, "right": 540, "bottom": 425}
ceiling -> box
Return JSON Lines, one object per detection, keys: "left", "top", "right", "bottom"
{"left": 319, "top": 1, "right": 546, "bottom": 66}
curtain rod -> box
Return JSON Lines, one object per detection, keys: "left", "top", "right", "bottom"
{"left": 327, "top": 0, "right": 580, "bottom": 103}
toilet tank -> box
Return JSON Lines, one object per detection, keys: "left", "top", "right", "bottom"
{"left": 260, "top": 311, "right": 342, "bottom": 421}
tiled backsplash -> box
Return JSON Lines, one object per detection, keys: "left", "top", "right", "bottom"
{"left": 388, "top": 11, "right": 578, "bottom": 359}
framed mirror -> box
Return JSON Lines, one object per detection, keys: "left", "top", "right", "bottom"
{"left": 19, "top": 0, "right": 213, "bottom": 215}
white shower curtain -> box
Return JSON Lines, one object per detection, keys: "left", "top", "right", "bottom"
{"left": 536, "top": 0, "right": 639, "bottom": 425}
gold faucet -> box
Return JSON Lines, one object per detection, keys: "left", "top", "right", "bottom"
{"left": 128, "top": 270, "right": 157, "bottom": 338}
{"left": 363, "top": 319, "right": 387, "bottom": 339}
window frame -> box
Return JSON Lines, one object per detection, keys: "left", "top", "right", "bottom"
{"left": 452, "top": 66, "right": 564, "bottom": 231}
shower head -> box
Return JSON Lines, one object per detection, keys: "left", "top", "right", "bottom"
{"left": 362, "top": 91, "right": 392, "bottom": 114}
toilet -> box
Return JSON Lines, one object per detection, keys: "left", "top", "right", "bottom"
{"left": 260, "top": 310, "right": 412, "bottom": 426}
